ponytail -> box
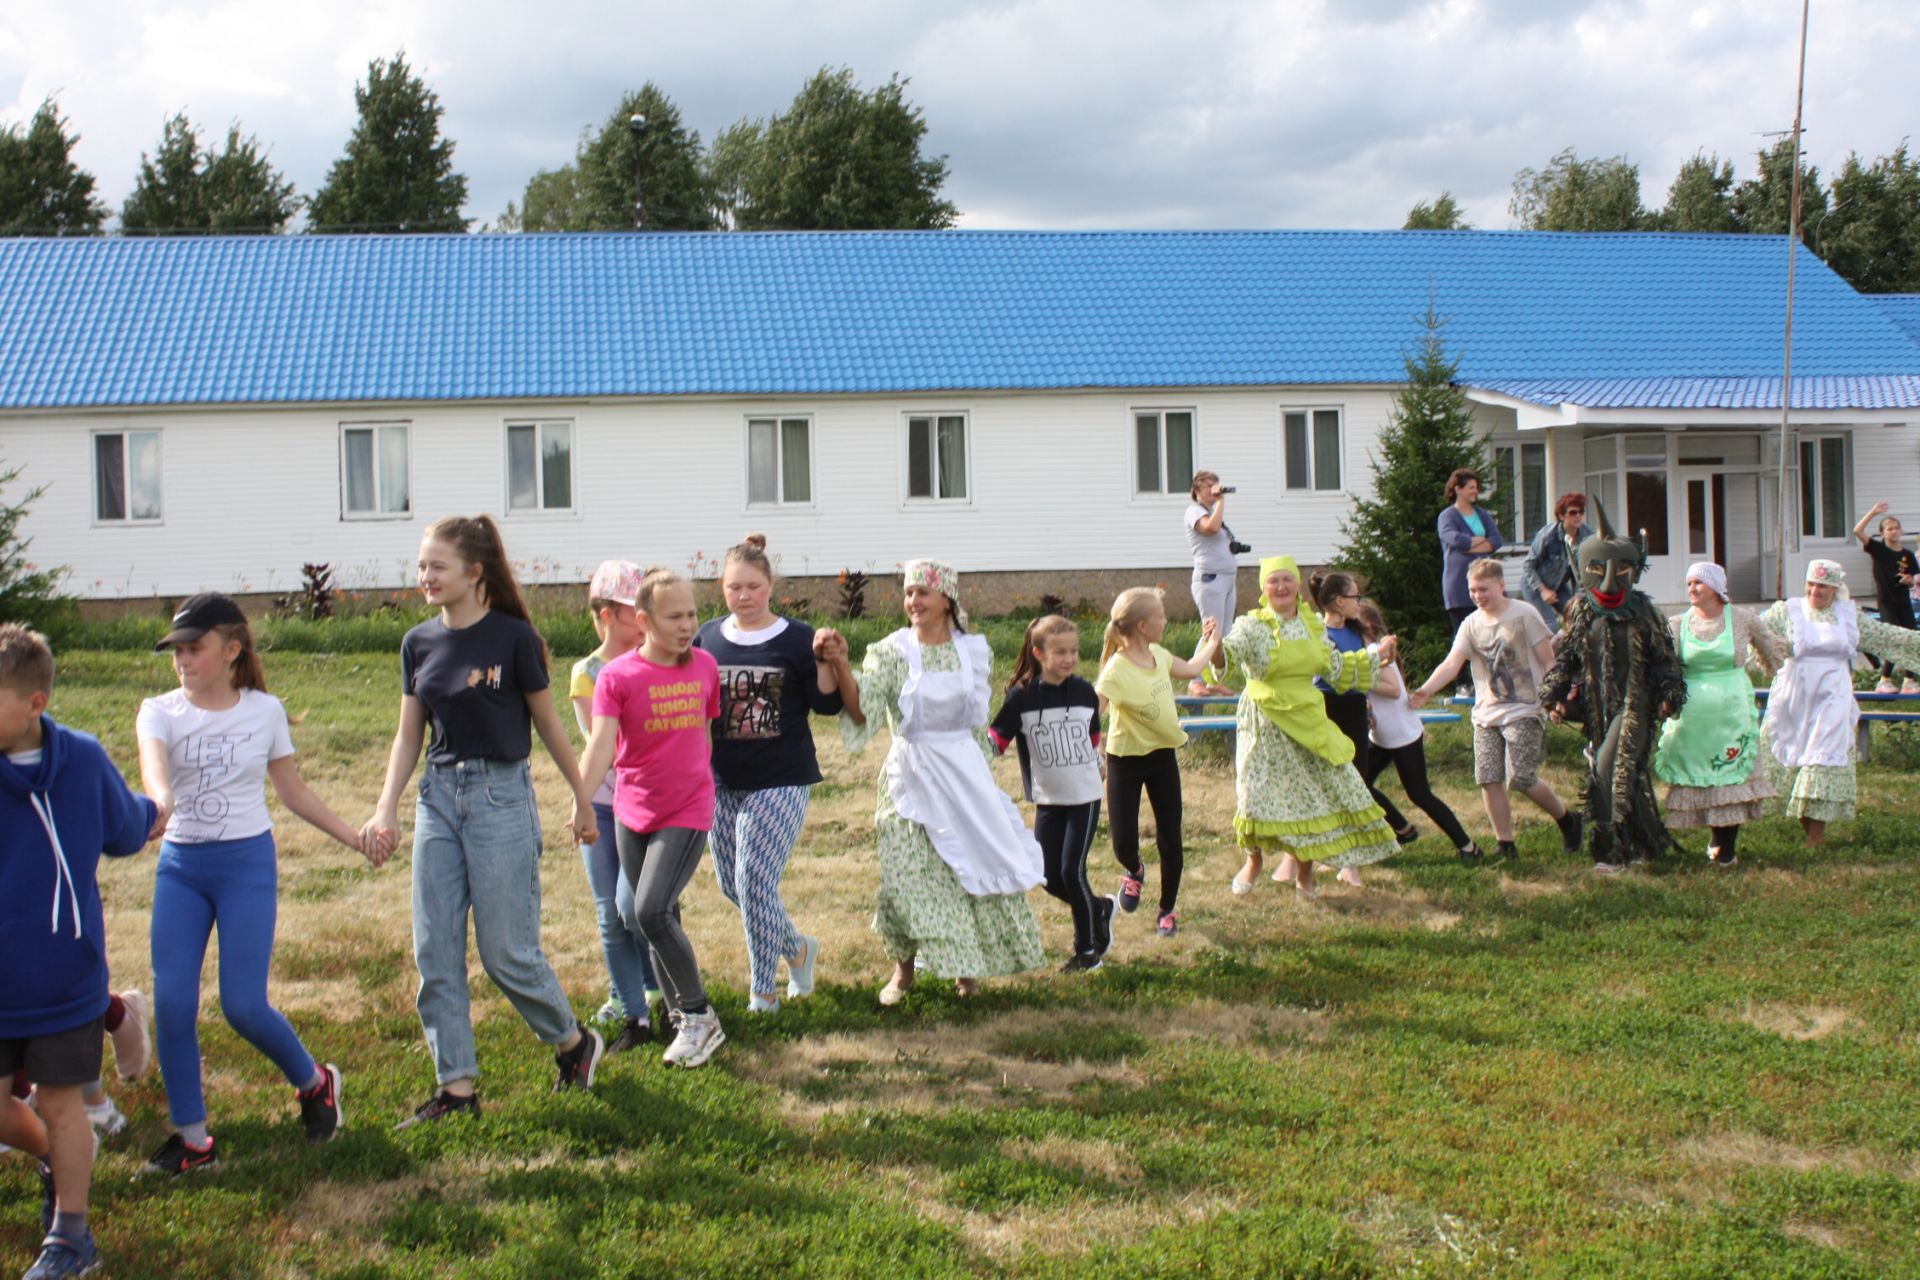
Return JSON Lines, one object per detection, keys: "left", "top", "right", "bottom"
{"left": 213, "top": 621, "right": 268, "bottom": 693}
{"left": 1308, "top": 569, "right": 1358, "bottom": 613}
{"left": 425, "top": 513, "right": 549, "bottom": 666}
{"left": 1100, "top": 587, "right": 1163, "bottom": 671}
{"left": 1008, "top": 614, "right": 1078, "bottom": 690}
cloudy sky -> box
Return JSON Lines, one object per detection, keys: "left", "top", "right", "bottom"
{"left": 3, "top": 0, "right": 1914, "bottom": 232}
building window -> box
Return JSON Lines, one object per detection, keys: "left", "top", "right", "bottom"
{"left": 1282, "top": 408, "right": 1343, "bottom": 491}
{"left": 1134, "top": 409, "right": 1195, "bottom": 494}
{"left": 906, "top": 414, "right": 968, "bottom": 501}
{"left": 506, "top": 420, "right": 574, "bottom": 512}
{"left": 747, "top": 417, "right": 812, "bottom": 505}
{"left": 1491, "top": 440, "right": 1548, "bottom": 537}
{"left": 1799, "top": 435, "right": 1849, "bottom": 539}
{"left": 341, "top": 423, "right": 411, "bottom": 518}
{"left": 94, "top": 430, "right": 162, "bottom": 523}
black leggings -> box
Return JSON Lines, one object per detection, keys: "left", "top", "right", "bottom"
{"left": 1362, "top": 738, "right": 1475, "bottom": 850}
{"left": 1106, "top": 748, "right": 1183, "bottom": 915}
{"left": 1034, "top": 800, "right": 1107, "bottom": 957}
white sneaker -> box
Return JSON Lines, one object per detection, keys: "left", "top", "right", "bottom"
{"left": 87, "top": 1098, "right": 127, "bottom": 1138}
{"left": 786, "top": 934, "right": 820, "bottom": 999}
{"left": 594, "top": 997, "right": 622, "bottom": 1022}
{"left": 661, "top": 1010, "right": 726, "bottom": 1068}
{"left": 1875, "top": 678, "right": 1899, "bottom": 694}
{"left": 747, "top": 994, "right": 781, "bottom": 1014}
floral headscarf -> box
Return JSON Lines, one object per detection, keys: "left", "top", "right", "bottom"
{"left": 903, "top": 558, "right": 967, "bottom": 628}
{"left": 1804, "top": 558, "right": 1850, "bottom": 601}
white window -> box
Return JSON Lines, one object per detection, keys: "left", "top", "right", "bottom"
{"left": 93, "top": 430, "right": 162, "bottom": 523}
{"left": 1282, "top": 408, "right": 1344, "bottom": 491}
{"left": 1799, "top": 434, "right": 1850, "bottom": 539}
{"left": 341, "top": 422, "right": 411, "bottom": 518}
{"left": 1491, "top": 440, "right": 1548, "bottom": 537}
{"left": 506, "top": 420, "right": 574, "bottom": 513}
{"left": 1133, "top": 409, "right": 1195, "bottom": 494}
{"left": 747, "top": 416, "right": 813, "bottom": 505}
{"left": 906, "top": 413, "right": 969, "bottom": 501}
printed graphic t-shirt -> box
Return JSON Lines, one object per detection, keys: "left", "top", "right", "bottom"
{"left": 1448, "top": 601, "right": 1553, "bottom": 728}
{"left": 592, "top": 647, "right": 722, "bottom": 832}
{"left": 1863, "top": 538, "right": 1920, "bottom": 621}
{"left": 402, "top": 611, "right": 549, "bottom": 765}
{"left": 1096, "top": 643, "right": 1188, "bottom": 755}
{"left": 136, "top": 687, "right": 295, "bottom": 842}
{"left": 569, "top": 652, "right": 618, "bottom": 808}
{"left": 990, "top": 675, "right": 1104, "bottom": 805}
{"left": 694, "top": 615, "right": 843, "bottom": 791}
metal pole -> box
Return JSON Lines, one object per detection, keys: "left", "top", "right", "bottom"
{"left": 1773, "top": 0, "right": 1811, "bottom": 599}
{"left": 629, "top": 114, "right": 648, "bottom": 230}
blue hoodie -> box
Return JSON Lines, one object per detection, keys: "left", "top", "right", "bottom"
{"left": 0, "top": 714, "right": 156, "bottom": 1039}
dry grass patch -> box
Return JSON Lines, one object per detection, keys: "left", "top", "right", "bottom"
{"left": 1497, "top": 873, "right": 1573, "bottom": 900}
{"left": 1739, "top": 1003, "right": 1854, "bottom": 1041}
{"left": 1679, "top": 1130, "right": 1920, "bottom": 1180}
{"left": 999, "top": 1134, "right": 1142, "bottom": 1185}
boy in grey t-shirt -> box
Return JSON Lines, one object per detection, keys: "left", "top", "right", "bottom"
{"left": 1410, "top": 560, "right": 1582, "bottom": 861}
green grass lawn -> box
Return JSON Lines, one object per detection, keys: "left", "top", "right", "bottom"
{"left": 9, "top": 645, "right": 1920, "bottom": 1278}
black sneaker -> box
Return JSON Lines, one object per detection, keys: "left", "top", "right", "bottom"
{"left": 1118, "top": 874, "right": 1143, "bottom": 913}
{"left": 1708, "top": 845, "right": 1738, "bottom": 867}
{"left": 1060, "top": 953, "right": 1103, "bottom": 974}
{"left": 1093, "top": 894, "right": 1118, "bottom": 961}
{"left": 607, "top": 1018, "right": 651, "bottom": 1054}
{"left": 1496, "top": 840, "right": 1518, "bottom": 861}
{"left": 553, "top": 1024, "right": 605, "bottom": 1092}
{"left": 1458, "top": 842, "right": 1485, "bottom": 863}
{"left": 297, "top": 1063, "right": 344, "bottom": 1144}
{"left": 395, "top": 1090, "right": 480, "bottom": 1130}
{"left": 1394, "top": 823, "right": 1420, "bottom": 846}
{"left": 1557, "top": 811, "right": 1585, "bottom": 854}
{"left": 145, "top": 1132, "right": 217, "bottom": 1176}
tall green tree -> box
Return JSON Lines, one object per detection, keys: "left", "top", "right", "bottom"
{"left": 1403, "top": 191, "right": 1471, "bottom": 230}
{"left": 1336, "top": 304, "right": 1488, "bottom": 664}
{"left": 308, "top": 52, "right": 469, "bottom": 233}
{"left": 501, "top": 84, "right": 715, "bottom": 231}
{"left": 0, "top": 100, "right": 107, "bottom": 235}
{"left": 1659, "top": 151, "right": 1738, "bottom": 232}
{"left": 1510, "top": 148, "right": 1650, "bottom": 231}
{"left": 712, "top": 68, "right": 957, "bottom": 230}
{"left": 1731, "top": 138, "right": 1827, "bottom": 249}
{"left": 121, "top": 113, "right": 298, "bottom": 233}
{"left": 1819, "top": 144, "right": 1920, "bottom": 294}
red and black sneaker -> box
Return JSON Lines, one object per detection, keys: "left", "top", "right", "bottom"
{"left": 394, "top": 1090, "right": 480, "bottom": 1131}
{"left": 298, "top": 1063, "right": 344, "bottom": 1143}
{"left": 145, "top": 1133, "right": 217, "bottom": 1176}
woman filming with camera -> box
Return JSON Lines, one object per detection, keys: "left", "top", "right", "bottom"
{"left": 1185, "top": 470, "right": 1246, "bottom": 696}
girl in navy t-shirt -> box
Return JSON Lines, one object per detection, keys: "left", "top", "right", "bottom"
{"left": 990, "top": 616, "right": 1114, "bottom": 970}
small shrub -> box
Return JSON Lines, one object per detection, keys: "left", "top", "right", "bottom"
{"left": 273, "top": 563, "right": 337, "bottom": 620}
{"left": 837, "top": 569, "right": 868, "bottom": 619}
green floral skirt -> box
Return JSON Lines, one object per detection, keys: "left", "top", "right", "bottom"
{"left": 1233, "top": 715, "right": 1399, "bottom": 868}
{"left": 871, "top": 811, "right": 1046, "bottom": 978}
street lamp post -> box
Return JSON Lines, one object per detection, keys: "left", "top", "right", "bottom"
{"left": 629, "top": 114, "right": 648, "bottom": 230}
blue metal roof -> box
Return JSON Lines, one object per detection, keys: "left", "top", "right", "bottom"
{"left": 1873, "top": 294, "right": 1920, "bottom": 346}
{"left": 1472, "top": 375, "right": 1920, "bottom": 411}
{"left": 0, "top": 230, "right": 1916, "bottom": 410}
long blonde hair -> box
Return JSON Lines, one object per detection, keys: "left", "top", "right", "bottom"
{"left": 1100, "top": 587, "right": 1164, "bottom": 670}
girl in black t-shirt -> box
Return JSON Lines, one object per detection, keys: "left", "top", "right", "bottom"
{"left": 989, "top": 616, "right": 1114, "bottom": 971}
{"left": 363, "top": 514, "right": 606, "bottom": 1127}
{"left": 1852, "top": 502, "right": 1920, "bottom": 693}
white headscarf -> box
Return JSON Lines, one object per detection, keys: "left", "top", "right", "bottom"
{"left": 1685, "top": 561, "right": 1729, "bottom": 602}
{"left": 1804, "top": 558, "right": 1850, "bottom": 601}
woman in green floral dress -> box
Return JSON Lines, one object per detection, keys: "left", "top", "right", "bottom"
{"left": 816, "top": 560, "right": 1045, "bottom": 1003}
{"left": 1223, "top": 556, "right": 1401, "bottom": 899}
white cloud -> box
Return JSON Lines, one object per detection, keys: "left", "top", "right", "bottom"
{"left": 1, "top": 0, "right": 1912, "bottom": 231}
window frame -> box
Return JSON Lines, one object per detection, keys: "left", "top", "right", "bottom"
{"left": 1797, "top": 432, "right": 1852, "bottom": 542}
{"left": 1278, "top": 404, "right": 1348, "bottom": 494}
{"left": 503, "top": 418, "right": 578, "bottom": 516}
{"left": 339, "top": 420, "right": 414, "bottom": 521}
{"left": 901, "top": 411, "right": 973, "bottom": 506}
{"left": 743, "top": 414, "right": 816, "bottom": 509}
{"left": 1130, "top": 406, "right": 1198, "bottom": 499}
{"left": 90, "top": 427, "right": 164, "bottom": 526}
{"left": 1489, "top": 438, "right": 1550, "bottom": 540}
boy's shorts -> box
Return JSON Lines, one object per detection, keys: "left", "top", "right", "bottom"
{"left": 1472, "top": 718, "right": 1545, "bottom": 790}
{"left": 0, "top": 1016, "right": 105, "bottom": 1087}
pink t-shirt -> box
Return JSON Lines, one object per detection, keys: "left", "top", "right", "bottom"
{"left": 591, "top": 647, "right": 722, "bottom": 833}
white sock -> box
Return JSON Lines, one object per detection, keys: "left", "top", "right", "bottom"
{"left": 177, "top": 1122, "right": 210, "bottom": 1147}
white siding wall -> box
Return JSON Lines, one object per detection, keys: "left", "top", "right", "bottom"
{"left": 2, "top": 387, "right": 1404, "bottom": 598}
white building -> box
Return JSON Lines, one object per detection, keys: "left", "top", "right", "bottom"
{"left": 2, "top": 231, "right": 1916, "bottom": 606}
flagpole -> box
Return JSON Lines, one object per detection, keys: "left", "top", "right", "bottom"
{"left": 1773, "top": 0, "right": 1811, "bottom": 599}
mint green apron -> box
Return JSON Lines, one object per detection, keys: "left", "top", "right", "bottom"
{"left": 1654, "top": 616, "right": 1758, "bottom": 787}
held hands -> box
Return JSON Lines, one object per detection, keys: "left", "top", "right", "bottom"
{"left": 359, "top": 811, "right": 400, "bottom": 869}
{"left": 1199, "top": 616, "right": 1220, "bottom": 647}
{"left": 570, "top": 796, "right": 599, "bottom": 847}
{"left": 1375, "top": 634, "right": 1399, "bottom": 666}
{"left": 146, "top": 797, "right": 173, "bottom": 843}
{"left": 812, "top": 627, "right": 850, "bottom": 667}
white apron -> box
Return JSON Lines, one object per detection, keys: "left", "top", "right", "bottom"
{"left": 884, "top": 630, "right": 1045, "bottom": 897}
{"left": 1765, "top": 598, "right": 1859, "bottom": 769}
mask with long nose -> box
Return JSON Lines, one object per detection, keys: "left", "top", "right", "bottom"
{"left": 1576, "top": 498, "right": 1644, "bottom": 612}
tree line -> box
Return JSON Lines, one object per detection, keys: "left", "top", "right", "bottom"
{"left": 1406, "top": 140, "right": 1920, "bottom": 293}
{"left": 0, "top": 55, "right": 957, "bottom": 237}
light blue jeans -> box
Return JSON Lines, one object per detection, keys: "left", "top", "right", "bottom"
{"left": 582, "top": 802, "right": 658, "bottom": 1018}
{"left": 412, "top": 759, "right": 579, "bottom": 1086}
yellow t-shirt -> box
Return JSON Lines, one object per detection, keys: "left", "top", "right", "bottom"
{"left": 1095, "top": 643, "right": 1187, "bottom": 755}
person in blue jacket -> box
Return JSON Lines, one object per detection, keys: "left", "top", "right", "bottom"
{"left": 1521, "top": 494, "right": 1593, "bottom": 631}
{"left": 0, "top": 623, "right": 160, "bottom": 1280}
{"left": 1436, "top": 468, "right": 1505, "bottom": 694}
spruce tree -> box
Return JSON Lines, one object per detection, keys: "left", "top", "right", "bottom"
{"left": 1335, "top": 304, "right": 1487, "bottom": 664}
{"left": 0, "top": 100, "right": 107, "bottom": 235}
{"left": 309, "top": 52, "right": 468, "bottom": 233}
{"left": 121, "top": 114, "right": 298, "bottom": 233}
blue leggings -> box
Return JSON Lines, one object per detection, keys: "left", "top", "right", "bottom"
{"left": 152, "top": 833, "right": 316, "bottom": 1127}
